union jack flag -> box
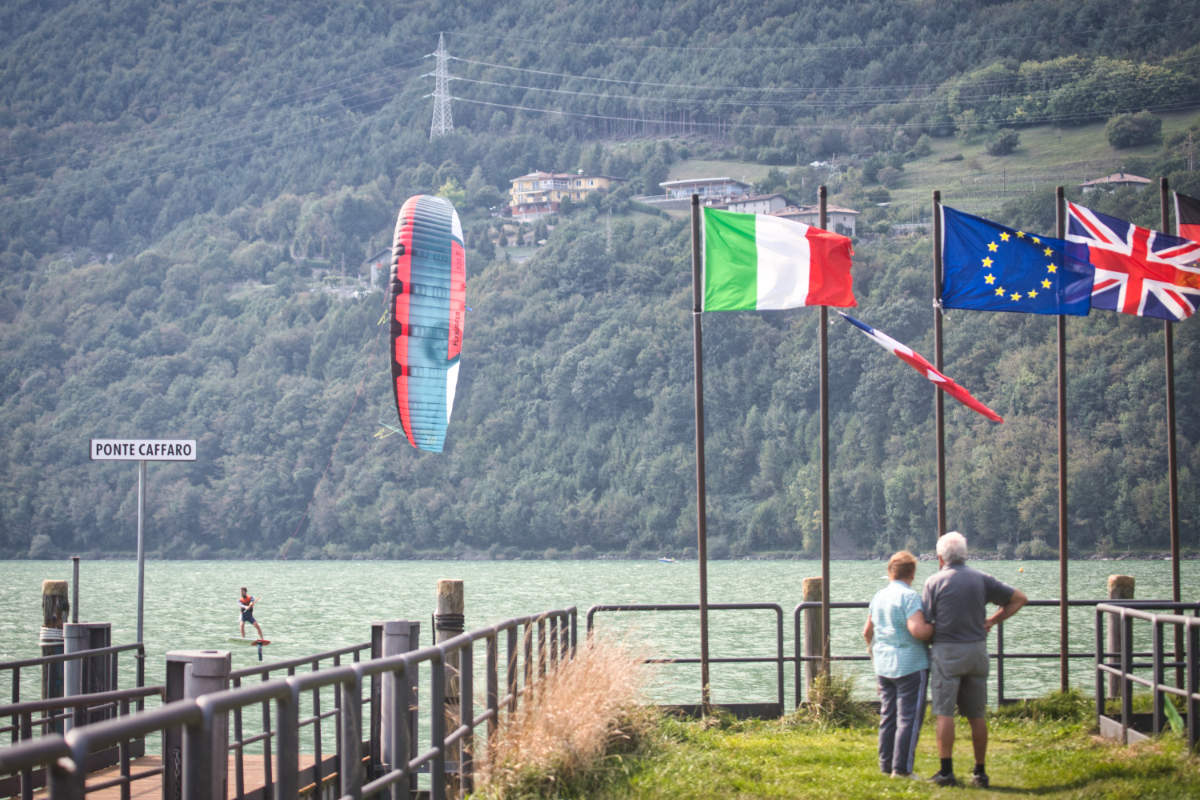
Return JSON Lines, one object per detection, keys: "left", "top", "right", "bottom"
{"left": 1066, "top": 202, "right": 1200, "bottom": 321}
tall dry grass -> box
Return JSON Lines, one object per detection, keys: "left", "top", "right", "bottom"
{"left": 474, "top": 635, "right": 653, "bottom": 798}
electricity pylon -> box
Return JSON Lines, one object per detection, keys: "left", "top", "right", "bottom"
{"left": 429, "top": 33, "right": 454, "bottom": 137}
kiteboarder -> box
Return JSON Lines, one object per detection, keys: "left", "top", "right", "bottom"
{"left": 238, "top": 587, "right": 265, "bottom": 640}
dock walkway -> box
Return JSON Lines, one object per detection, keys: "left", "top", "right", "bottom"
{"left": 34, "top": 755, "right": 320, "bottom": 800}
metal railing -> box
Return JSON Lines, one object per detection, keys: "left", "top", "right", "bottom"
{"left": 1095, "top": 603, "right": 1200, "bottom": 750}
{"left": 583, "top": 599, "right": 1200, "bottom": 711}
{"left": 794, "top": 599, "right": 1200, "bottom": 706}
{"left": 0, "top": 608, "right": 577, "bottom": 800}
{"left": 0, "top": 687, "right": 164, "bottom": 800}
{"left": 1, "top": 643, "right": 151, "bottom": 799}
{"left": 586, "top": 604, "right": 785, "bottom": 716}
{"left": 225, "top": 642, "right": 374, "bottom": 800}
{"left": 1, "top": 644, "right": 146, "bottom": 718}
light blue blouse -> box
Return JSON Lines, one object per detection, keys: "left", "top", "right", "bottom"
{"left": 869, "top": 580, "right": 929, "bottom": 678}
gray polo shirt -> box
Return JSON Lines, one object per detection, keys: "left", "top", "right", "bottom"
{"left": 922, "top": 562, "right": 1015, "bottom": 643}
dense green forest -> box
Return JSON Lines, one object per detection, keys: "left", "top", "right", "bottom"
{"left": 2, "top": 0, "right": 1199, "bottom": 560}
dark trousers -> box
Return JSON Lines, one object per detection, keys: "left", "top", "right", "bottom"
{"left": 878, "top": 669, "right": 927, "bottom": 775}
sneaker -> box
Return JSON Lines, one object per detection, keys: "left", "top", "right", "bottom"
{"left": 891, "top": 771, "right": 920, "bottom": 780}
{"left": 929, "top": 771, "right": 958, "bottom": 786}
{"left": 970, "top": 771, "right": 989, "bottom": 788}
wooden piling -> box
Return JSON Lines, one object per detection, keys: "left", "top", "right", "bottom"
{"left": 1107, "top": 575, "right": 1135, "bottom": 698}
{"left": 41, "top": 580, "right": 69, "bottom": 703}
{"left": 801, "top": 577, "right": 826, "bottom": 693}
{"left": 436, "top": 579, "right": 464, "bottom": 799}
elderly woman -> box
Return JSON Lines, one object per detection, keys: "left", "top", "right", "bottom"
{"left": 863, "top": 550, "right": 934, "bottom": 779}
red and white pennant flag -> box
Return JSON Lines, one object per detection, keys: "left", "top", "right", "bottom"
{"left": 838, "top": 312, "right": 1003, "bottom": 423}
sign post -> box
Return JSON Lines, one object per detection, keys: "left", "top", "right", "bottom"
{"left": 90, "top": 439, "right": 196, "bottom": 644}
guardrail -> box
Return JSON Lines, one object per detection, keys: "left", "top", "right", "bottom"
{"left": 225, "top": 642, "right": 374, "bottom": 800}
{"left": 794, "top": 599, "right": 1200, "bottom": 706}
{"left": 1095, "top": 603, "right": 1200, "bottom": 750}
{"left": 1, "top": 643, "right": 151, "bottom": 799}
{"left": 586, "top": 604, "right": 785, "bottom": 717}
{"left": 584, "top": 599, "right": 1200, "bottom": 712}
{"left": 1, "top": 644, "right": 146, "bottom": 717}
{"left": 0, "top": 608, "right": 577, "bottom": 800}
{"left": 0, "top": 686, "right": 164, "bottom": 800}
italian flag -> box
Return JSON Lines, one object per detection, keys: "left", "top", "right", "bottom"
{"left": 701, "top": 207, "right": 856, "bottom": 310}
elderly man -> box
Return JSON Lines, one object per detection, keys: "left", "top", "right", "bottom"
{"left": 923, "top": 531, "right": 1027, "bottom": 788}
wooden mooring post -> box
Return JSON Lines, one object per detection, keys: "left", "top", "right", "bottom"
{"left": 40, "top": 580, "right": 69, "bottom": 705}
{"left": 436, "top": 579, "right": 464, "bottom": 799}
{"left": 1107, "top": 574, "right": 1134, "bottom": 699}
{"left": 801, "top": 577, "right": 826, "bottom": 693}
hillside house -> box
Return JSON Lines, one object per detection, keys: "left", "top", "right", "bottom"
{"left": 1080, "top": 172, "right": 1151, "bottom": 193}
{"left": 363, "top": 248, "right": 391, "bottom": 288}
{"left": 509, "top": 171, "right": 623, "bottom": 220}
{"left": 726, "top": 193, "right": 789, "bottom": 215}
{"left": 774, "top": 205, "right": 860, "bottom": 237}
{"left": 659, "top": 177, "right": 752, "bottom": 202}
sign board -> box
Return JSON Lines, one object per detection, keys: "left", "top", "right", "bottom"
{"left": 90, "top": 439, "right": 197, "bottom": 461}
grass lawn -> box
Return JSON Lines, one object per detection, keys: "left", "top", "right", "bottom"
{"left": 582, "top": 711, "right": 1200, "bottom": 799}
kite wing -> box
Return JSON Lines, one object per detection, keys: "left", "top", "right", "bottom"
{"left": 389, "top": 195, "right": 466, "bottom": 452}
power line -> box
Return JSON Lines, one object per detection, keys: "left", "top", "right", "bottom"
{"left": 5, "top": 31, "right": 1198, "bottom": 212}
{"left": 0, "top": 65, "right": 430, "bottom": 201}
{"left": 445, "top": 19, "right": 1198, "bottom": 55}
{"left": 448, "top": 52, "right": 1200, "bottom": 98}
{"left": 450, "top": 94, "right": 1200, "bottom": 133}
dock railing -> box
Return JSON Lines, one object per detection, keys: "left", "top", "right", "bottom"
{"left": 2, "top": 644, "right": 147, "bottom": 734}
{"left": 1, "top": 643, "right": 152, "bottom": 799}
{"left": 584, "top": 599, "right": 1200, "bottom": 712}
{"left": 0, "top": 607, "right": 577, "bottom": 800}
{"left": 222, "top": 642, "right": 374, "bottom": 800}
{"left": 794, "top": 599, "right": 1200, "bottom": 706}
{"left": 1095, "top": 602, "right": 1200, "bottom": 749}
{"left": 586, "top": 604, "right": 785, "bottom": 717}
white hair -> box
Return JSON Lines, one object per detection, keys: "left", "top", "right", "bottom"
{"left": 937, "top": 531, "right": 968, "bottom": 564}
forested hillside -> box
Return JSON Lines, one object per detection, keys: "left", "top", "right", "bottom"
{"left": 2, "top": 0, "right": 1199, "bottom": 559}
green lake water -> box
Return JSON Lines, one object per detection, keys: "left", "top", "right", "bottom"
{"left": 1, "top": 558, "right": 1195, "bottom": 707}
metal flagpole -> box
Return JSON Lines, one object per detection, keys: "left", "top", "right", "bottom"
{"left": 136, "top": 459, "right": 146, "bottom": 645}
{"left": 1055, "top": 186, "right": 1069, "bottom": 692}
{"left": 689, "top": 194, "right": 712, "bottom": 710}
{"left": 1161, "top": 177, "right": 1182, "bottom": 685}
{"left": 818, "top": 186, "right": 831, "bottom": 676}
{"left": 932, "top": 191, "right": 947, "bottom": 538}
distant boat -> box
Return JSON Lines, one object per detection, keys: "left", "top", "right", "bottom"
{"left": 658, "top": 557, "right": 677, "bottom": 564}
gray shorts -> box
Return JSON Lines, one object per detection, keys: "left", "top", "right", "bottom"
{"left": 930, "top": 640, "right": 989, "bottom": 718}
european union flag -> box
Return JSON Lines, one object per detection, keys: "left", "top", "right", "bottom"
{"left": 941, "top": 205, "right": 1094, "bottom": 316}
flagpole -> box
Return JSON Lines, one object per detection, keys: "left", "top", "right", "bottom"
{"left": 1055, "top": 186, "right": 1069, "bottom": 692}
{"left": 818, "top": 185, "right": 831, "bottom": 676}
{"left": 932, "top": 190, "right": 947, "bottom": 538}
{"left": 689, "top": 194, "right": 712, "bottom": 711}
{"left": 1161, "top": 177, "right": 1182, "bottom": 685}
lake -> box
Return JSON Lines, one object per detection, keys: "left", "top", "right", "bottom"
{"left": 1, "top": 557, "right": 1194, "bottom": 707}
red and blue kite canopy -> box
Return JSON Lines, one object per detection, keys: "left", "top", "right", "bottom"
{"left": 389, "top": 195, "right": 466, "bottom": 452}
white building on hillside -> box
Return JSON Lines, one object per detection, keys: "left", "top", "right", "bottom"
{"left": 774, "top": 204, "right": 860, "bottom": 237}
{"left": 659, "top": 177, "right": 752, "bottom": 201}
{"left": 1079, "top": 172, "right": 1151, "bottom": 193}
{"left": 726, "top": 193, "right": 789, "bottom": 215}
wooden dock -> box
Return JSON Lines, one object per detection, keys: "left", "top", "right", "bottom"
{"left": 32, "top": 754, "right": 323, "bottom": 800}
